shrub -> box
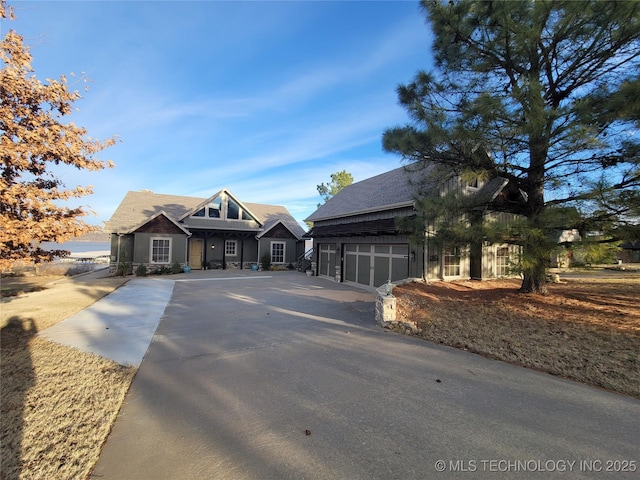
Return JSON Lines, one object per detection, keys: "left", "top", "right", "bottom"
{"left": 135, "top": 264, "right": 148, "bottom": 277}
{"left": 260, "top": 253, "right": 271, "bottom": 271}
{"left": 151, "top": 265, "right": 172, "bottom": 275}
{"left": 115, "top": 262, "right": 131, "bottom": 276}
{"left": 171, "top": 261, "right": 182, "bottom": 274}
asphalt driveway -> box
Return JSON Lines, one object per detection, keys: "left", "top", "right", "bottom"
{"left": 91, "top": 272, "right": 639, "bottom": 479}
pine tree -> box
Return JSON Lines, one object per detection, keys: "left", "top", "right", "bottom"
{"left": 383, "top": 0, "right": 640, "bottom": 293}
{"left": 317, "top": 170, "right": 354, "bottom": 205}
{"left": 0, "top": 2, "right": 117, "bottom": 271}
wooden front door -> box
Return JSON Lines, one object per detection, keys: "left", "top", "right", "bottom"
{"left": 189, "top": 239, "right": 204, "bottom": 269}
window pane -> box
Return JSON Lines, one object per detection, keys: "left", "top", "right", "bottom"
{"left": 227, "top": 199, "right": 240, "bottom": 219}
{"left": 443, "top": 247, "right": 460, "bottom": 277}
{"left": 152, "top": 239, "right": 170, "bottom": 263}
{"left": 193, "top": 208, "right": 205, "bottom": 217}
{"left": 208, "top": 198, "right": 221, "bottom": 218}
{"left": 496, "top": 246, "right": 510, "bottom": 276}
{"left": 271, "top": 242, "right": 284, "bottom": 263}
{"left": 225, "top": 240, "right": 237, "bottom": 256}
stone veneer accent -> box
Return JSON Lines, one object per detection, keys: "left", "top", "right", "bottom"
{"left": 375, "top": 281, "right": 421, "bottom": 336}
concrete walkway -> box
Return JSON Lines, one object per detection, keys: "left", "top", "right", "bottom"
{"left": 39, "top": 277, "right": 176, "bottom": 367}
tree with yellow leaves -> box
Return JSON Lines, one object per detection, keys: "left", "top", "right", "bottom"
{"left": 0, "top": 1, "right": 117, "bottom": 271}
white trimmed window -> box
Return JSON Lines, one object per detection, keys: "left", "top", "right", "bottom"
{"left": 271, "top": 241, "right": 285, "bottom": 264}
{"left": 496, "top": 246, "right": 510, "bottom": 277}
{"left": 150, "top": 237, "right": 171, "bottom": 264}
{"left": 443, "top": 247, "right": 461, "bottom": 277}
{"left": 225, "top": 240, "right": 237, "bottom": 256}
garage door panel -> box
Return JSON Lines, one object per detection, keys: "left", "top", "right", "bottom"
{"left": 318, "top": 244, "right": 336, "bottom": 278}
{"left": 391, "top": 257, "right": 408, "bottom": 282}
{"left": 345, "top": 254, "right": 357, "bottom": 282}
{"left": 357, "top": 255, "right": 371, "bottom": 285}
{"left": 373, "top": 256, "right": 390, "bottom": 287}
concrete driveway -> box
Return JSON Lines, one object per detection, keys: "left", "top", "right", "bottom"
{"left": 91, "top": 272, "right": 639, "bottom": 479}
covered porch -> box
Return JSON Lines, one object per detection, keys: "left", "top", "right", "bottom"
{"left": 187, "top": 229, "right": 259, "bottom": 270}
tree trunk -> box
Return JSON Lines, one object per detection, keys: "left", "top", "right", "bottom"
{"left": 519, "top": 255, "right": 548, "bottom": 294}
{"left": 521, "top": 135, "right": 549, "bottom": 294}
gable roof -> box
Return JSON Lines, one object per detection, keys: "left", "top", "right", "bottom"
{"left": 246, "top": 203, "right": 306, "bottom": 239}
{"left": 305, "top": 166, "right": 422, "bottom": 222}
{"left": 106, "top": 191, "right": 200, "bottom": 233}
{"left": 305, "top": 164, "right": 527, "bottom": 223}
{"left": 305, "top": 165, "right": 445, "bottom": 222}
{"left": 129, "top": 210, "right": 191, "bottom": 236}
{"left": 106, "top": 190, "right": 306, "bottom": 239}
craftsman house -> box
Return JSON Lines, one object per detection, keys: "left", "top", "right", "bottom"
{"left": 106, "top": 189, "right": 306, "bottom": 272}
{"left": 305, "top": 165, "right": 525, "bottom": 289}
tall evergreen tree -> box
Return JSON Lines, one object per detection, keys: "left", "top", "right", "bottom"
{"left": 0, "top": 2, "right": 117, "bottom": 271}
{"left": 383, "top": 0, "right": 640, "bottom": 293}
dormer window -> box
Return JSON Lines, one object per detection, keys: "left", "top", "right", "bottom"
{"left": 193, "top": 208, "right": 206, "bottom": 217}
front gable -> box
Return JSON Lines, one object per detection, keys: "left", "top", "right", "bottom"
{"left": 134, "top": 213, "right": 187, "bottom": 235}
{"left": 180, "top": 189, "right": 262, "bottom": 225}
{"left": 261, "top": 222, "right": 296, "bottom": 239}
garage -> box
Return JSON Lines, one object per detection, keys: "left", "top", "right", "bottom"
{"left": 343, "top": 244, "right": 409, "bottom": 288}
{"left": 317, "top": 243, "right": 337, "bottom": 278}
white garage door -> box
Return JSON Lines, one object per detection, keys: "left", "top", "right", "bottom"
{"left": 344, "top": 244, "right": 409, "bottom": 288}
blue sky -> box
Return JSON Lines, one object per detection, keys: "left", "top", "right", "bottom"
{"left": 5, "top": 1, "right": 433, "bottom": 228}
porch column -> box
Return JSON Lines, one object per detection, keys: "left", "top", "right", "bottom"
{"left": 240, "top": 237, "right": 244, "bottom": 269}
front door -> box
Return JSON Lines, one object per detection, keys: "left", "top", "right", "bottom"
{"left": 189, "top": 239, "right": 204, "bottom": 269}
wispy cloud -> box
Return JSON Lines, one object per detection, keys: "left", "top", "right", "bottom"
{"left": 7, "top": 0, "right": 432, "bottom": 225}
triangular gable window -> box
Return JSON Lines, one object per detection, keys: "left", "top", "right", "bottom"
{"left": 227, "top": 198, "right": 240, "bottom": 219}
{"left": 208, "top": 197, "right": 221, "bottom": 218}
{"left": 189, "top": 192, "right": 256, "bottom": 222}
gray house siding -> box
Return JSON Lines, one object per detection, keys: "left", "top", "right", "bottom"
{"left": 258, "top": 237, "right": 300, "bottom": 266}
{"left": 110, "top": 234, "right": 134, "bottom": 265}
{"left": 108, "top": 232, "right": 187, "bottom": 272}
{"left": 133, "top": 232, "right": 187, "bottom": 266}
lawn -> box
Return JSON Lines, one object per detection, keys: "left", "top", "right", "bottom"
{"left": 393, "top": 275, "right": 640, "bottom": 399}
{"left": 1, "top": 271, "right": 135, "bottom": 480}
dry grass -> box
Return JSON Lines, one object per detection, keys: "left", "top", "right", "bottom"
{"left": 394, "top": 276, "right": 640, "bottom": 399}
{"left": 1, "top": 271, "right": 135, "bottom": 480}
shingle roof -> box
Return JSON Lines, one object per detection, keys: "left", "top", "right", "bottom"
{"left": 305, "top": 164, "right": 525, "bottom": 223}
{"left": 106, "top": 190, "right": 305, "bottom": 239}
{"left": 305, "top": 165, "right": 434, "bottom": 222}
{"left": 244, "top": 202, "right": 306, "bottom": 239}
